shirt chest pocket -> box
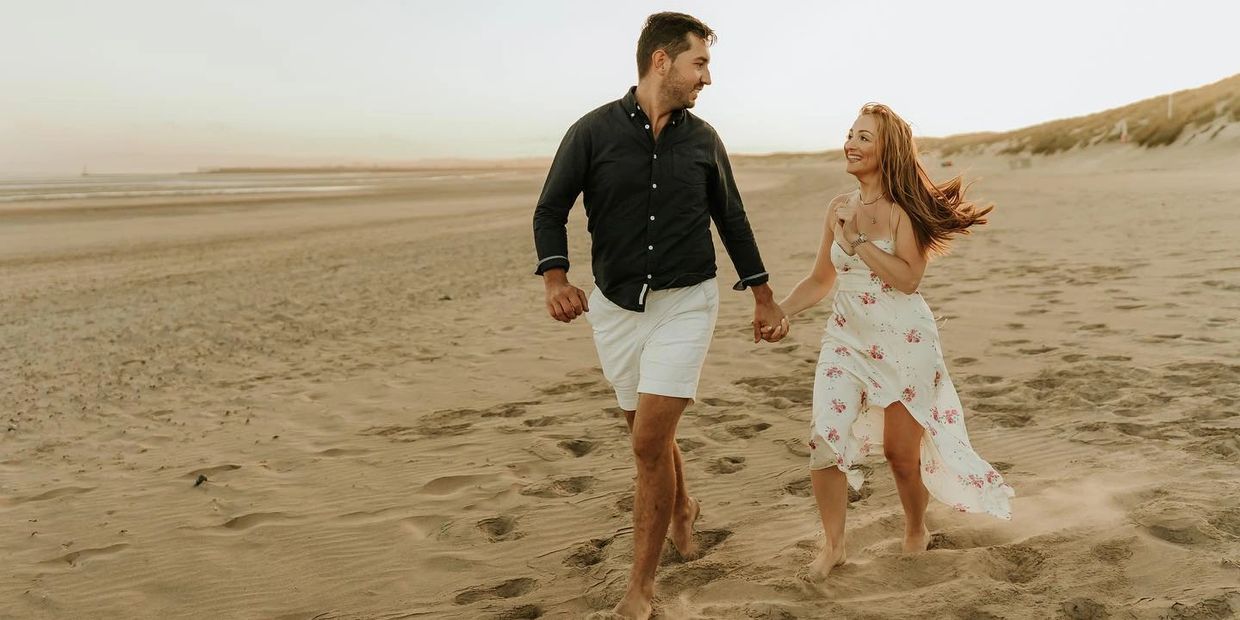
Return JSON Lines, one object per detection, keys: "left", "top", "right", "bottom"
{"left": 671, "top": 145, "right": 710, "bottom": 186}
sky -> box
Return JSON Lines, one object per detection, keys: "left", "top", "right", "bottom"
{"left": 2, "top": 0, "right": 1238, "bottom": 175}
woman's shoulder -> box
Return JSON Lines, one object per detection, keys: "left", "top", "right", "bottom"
{"left": 829, "top": 190, "right": 857, "bottom": 209}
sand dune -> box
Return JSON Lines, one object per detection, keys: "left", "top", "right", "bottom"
{"left": 1, "top": 133, "right": 1238, "bottom": 619}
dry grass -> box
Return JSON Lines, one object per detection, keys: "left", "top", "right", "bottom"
{"left": 921, "top": 73, "right": 1240, "bottom": 156}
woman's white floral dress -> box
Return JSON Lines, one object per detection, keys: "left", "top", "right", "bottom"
{"left": 809, "top": 238, "right": 1014, "bottom": 519}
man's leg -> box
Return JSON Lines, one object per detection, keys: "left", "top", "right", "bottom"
{"left": 613, "top": 393, "right": 689, "bottom": 620}
{"left": 624, "top": 410, "right": 699, "bottom": 557}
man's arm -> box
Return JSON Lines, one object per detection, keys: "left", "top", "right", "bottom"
{"left": 706, "top": 133, "right": 787, "bottom": 342}
{"left": 533, "top": 119, "right": 591, "bottom": 322}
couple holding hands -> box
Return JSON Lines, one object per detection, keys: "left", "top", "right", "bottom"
{"left": 532, "top": 12, "right": 1013, "bottom": 619}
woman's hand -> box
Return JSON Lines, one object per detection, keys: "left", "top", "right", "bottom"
{"left": 833, "top": 200, "right": 860, "bottom": 254}
{"left": 834, "top": 201, "right": 858, "bottom": 228}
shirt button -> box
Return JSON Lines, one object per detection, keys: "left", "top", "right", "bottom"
{"left": 649, "top": 215, "right": 656, "bottom": 221}
{"left": 647, "top": 274, "right": 653, "bottom": 279}
{"left": 653, "top": 153, "right": 658, "bottom": 159}
{"left": 651, "top": 183, "right": 657, "bottom": 189}
{"left": 630, "top": 113, "right": 635, "bottom": 118}
{"left": 644, "top": 124, "right": 650, "bottom": 130}
{"left": 648, "top": 245, "right": 653, "bottom": 251}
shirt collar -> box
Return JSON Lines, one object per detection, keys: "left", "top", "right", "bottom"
{"left": 621, "top": 86, "right": 688, "bottom": 125}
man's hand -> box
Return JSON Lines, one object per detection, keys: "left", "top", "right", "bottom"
{"left": 749, "top": 284, "right": 790, "bottom": 343}
{"left": 543, "top": 269, "right": 589, "bottom": 323}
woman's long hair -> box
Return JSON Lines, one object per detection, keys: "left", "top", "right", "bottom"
{"left": 862, "top": 103, "right": 993, "bottom": 256}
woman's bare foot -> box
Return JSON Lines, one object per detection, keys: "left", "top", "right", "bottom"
{"left": 801, "top": 540, "right": 847, "bottom": 582}
{"left": 669, "top": 497, "right": 701, "bottom": 559}
{"left": 902, "top": 524, "right": 930, "bottom": 553}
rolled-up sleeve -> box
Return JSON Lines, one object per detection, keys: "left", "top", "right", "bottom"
{"left": 532, "top": 119, "right": 590, "bottom": 275}
{"left": 707, "top": 134, "right": 768, "bottom": 291}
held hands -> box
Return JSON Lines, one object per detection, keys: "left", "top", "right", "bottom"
{"left": 543, "top": 270, "right": 589, "bottom": 323}
{"left": 752, "top": 298, "right": 790, "bottom": 344}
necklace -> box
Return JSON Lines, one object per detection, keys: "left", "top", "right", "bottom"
{"left": 858, "top": 191, "right": 882, "bottom": 224}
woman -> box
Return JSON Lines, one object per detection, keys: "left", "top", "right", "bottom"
{"left": 776, "top": 103, "right": 1014, "bottom": 581}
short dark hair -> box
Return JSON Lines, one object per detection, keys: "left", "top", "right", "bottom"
{"left": 636, "top": 12, "right": 716, "bottom": 77}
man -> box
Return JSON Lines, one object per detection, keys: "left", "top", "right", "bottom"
{"left": 532, "top": 12, "right": 788, "bottom": 619}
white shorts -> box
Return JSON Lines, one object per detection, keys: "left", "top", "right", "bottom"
{"left": 586, "top": 279, "right": 720, "bottom": 411}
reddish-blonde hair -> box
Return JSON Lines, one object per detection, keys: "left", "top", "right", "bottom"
{"left": 862, "top": 102, "right": 993, "bottom": 256}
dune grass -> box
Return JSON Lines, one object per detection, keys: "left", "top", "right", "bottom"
{"left": 921, "top": 74, "right": 1240, "bottom": 157}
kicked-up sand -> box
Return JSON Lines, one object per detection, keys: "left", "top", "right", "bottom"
{"left": 1, "top": 137, "right": 1238, "bottom": 618}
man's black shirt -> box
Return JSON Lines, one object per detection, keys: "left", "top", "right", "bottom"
{"left": 533, "top": 87, "right": 769, "bottom": 312}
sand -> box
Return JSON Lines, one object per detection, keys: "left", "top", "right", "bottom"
{"left": 1, "top": 139, "right": 1238, "bottom": 619}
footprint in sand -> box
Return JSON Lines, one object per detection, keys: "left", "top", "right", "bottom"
{"left": 1090, "top": 537, "right": 1136, "bottom": 564}
{"left": 1017, "top": 345, "right": 1058, "bottom": 354}
{"left": 661, "top": 529, "right": 733, "bottom": 564}
{"left": 520, "top": 475, "right": 597, "bottom": 498}
{"left": 726, "top": 422, "right": 772, "bottom": 439}
{"left": 1130, "top": 499, "right": 1222, "bottom": 546}
{"left": 779, "top": 438, "right": 810, "bottom": 458}
{"left": 1059, "top": 598, "right": 1109, "bottom": 620}
{"left": 453, "top": 577, "right": 538, "bottom": 605}
{"left": 983, "top": 544, "right": 1045, "bottom": 584}
{"left": 522, "top": 415, "right": 561, "bottom": 428}
{"left": 676, "top": 437, "right": 707, "bottom": 453}
{"left": 477, "top": 515, "right": 522, "bottom": 542}
{"left": 564, "top": 537, "right": 612, "bottom": 568}
{"left": 494, "top": 604, "right": 543, "bottom": 620}
{"left": 557, "top": 439, "right": 597, "bottom": 457}
{"left": 615, "top": 494, "right": 634, "bottom": 513}
{"left": 657, "top": 561, "right": 733, "bottom": 596}
{"left": 783, "top": 477, "right": 812, "bottom": 497}
{"left": 707, "top": 456, "right": 746, "bottom": 474}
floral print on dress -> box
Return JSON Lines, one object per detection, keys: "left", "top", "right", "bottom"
{"left": 809, "top": 237, "right": 1014, "bottom": 521}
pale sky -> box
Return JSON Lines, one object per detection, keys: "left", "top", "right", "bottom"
{"left": 2, "top": 0, "right": 1237, "bottom": 175}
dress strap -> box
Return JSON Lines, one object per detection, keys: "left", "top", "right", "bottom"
{"left": 889, "top": 203, "right": 899, "bottom": 244}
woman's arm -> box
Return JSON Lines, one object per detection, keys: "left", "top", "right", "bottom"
{"left": 838, "top": 206, "right": 927, "bottom": 294}
{"left": 778, "top": 195, "right": 847, "bottom": 317}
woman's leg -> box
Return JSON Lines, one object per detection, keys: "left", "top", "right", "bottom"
{"left": 805, "top": 463, "right": 849, "bottom": 580}
{"left": 883, "top": 401, "right": 931, "bottom": 552}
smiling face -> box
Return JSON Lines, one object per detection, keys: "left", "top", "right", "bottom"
{"left": 660, "top": 33, "right": 712, "bottom": 108}
{"left": 844, "top": 114, "right": 881, "bottom": 177}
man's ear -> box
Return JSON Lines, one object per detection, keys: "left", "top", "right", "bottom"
{"left": 651, "top": 49, "right": 669, "bottom": 75}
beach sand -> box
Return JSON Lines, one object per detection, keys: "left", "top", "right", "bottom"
{"left": 2, "top": 140, "right": 1238, "bottom": 619}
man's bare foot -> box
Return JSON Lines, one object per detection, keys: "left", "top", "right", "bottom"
{"left": 610, "top": 588, "right": 654, "bottom": 620}
{"left": 669, "top": 497, "right": 701, "bottom": 558}
{"left": 800, "top": 540, "right": 846, "bottom": 582}
{"left": 902, "top": 524, "right": 930, "bottom": 553}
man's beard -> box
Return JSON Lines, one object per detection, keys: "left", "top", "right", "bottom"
{"left": 663, "top": 73, "right": 697, "bottom": 109}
